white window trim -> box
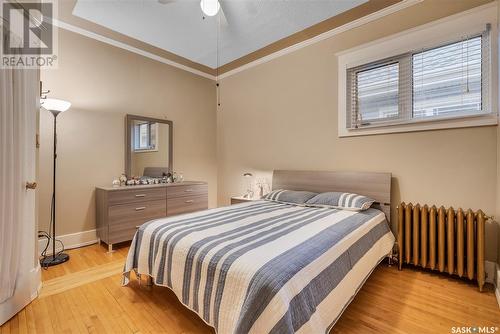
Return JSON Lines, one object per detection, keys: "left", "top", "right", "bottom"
{"left": 337, "top": 2, "right": 498, "bottom": 137}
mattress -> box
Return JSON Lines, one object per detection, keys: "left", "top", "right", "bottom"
{"left": 123, "top": 200, "right": 395, "bottom": 334}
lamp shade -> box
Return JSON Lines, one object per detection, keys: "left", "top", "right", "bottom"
{"left": 41, "top": 98, "right": 71, "bottom": 114}
{"left": 200, "top": 0, "right": 220, "bottom": 16}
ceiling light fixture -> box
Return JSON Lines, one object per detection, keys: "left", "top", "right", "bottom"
{"left": 200, "top": 0, "right": 220, "bottom": 17}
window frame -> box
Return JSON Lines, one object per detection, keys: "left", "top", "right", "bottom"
{"left": 133, "top": 122, "right": 158, "bottom": 153}
{"left": 337, "top": 4, "right": 497, "bottom": 137}
{"left": 411, "top": 34, "right": 484, "bottom": 121}
{"left": 347, "top": 57, "right": 407, "bottom": 128}
{"left": 347, "top": 33, "right": 488, "bottom": 129}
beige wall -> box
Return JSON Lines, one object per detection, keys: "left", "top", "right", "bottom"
{"left": 39, "top": 29, "right": 217, "bottom": 236}
{"left": 217, "top": 0, "right": 499, "bottom": 262}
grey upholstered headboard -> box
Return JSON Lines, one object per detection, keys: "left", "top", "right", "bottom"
{"left": 272, "top": 170, "right": 392, "bottom": 222}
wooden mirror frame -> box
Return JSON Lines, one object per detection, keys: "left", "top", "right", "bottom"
{"left": 125, "top": 114, "right": 173, "bottom": 177}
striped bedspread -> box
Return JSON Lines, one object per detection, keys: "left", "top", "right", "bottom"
{"left": 123, "top": 200, "right": 395, "bottom": 334}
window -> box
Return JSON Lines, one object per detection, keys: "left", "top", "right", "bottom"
{"left": 356, "top": 62, "right": 399, "bottom": 123}
{"left": 412, "top": 37, "right": 482, "bottom": 118}
{"left": 133, "top": 122, "right": 157, "bottom": 152}
{"left": 345, "top": 27, "right": 491, "bottom": 131}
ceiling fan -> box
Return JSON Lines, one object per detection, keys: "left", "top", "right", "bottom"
{"left": 158, "top": 0, "right": 227, "bottom": 21}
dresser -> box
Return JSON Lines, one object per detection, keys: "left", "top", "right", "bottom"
{"left": 96, "top": 181, "right": 207, "bottom": 251}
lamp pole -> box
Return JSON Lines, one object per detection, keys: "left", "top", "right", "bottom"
{"left": 52, "top": 112, "right": 57, "bottom": 260}
{"left": 40, "top": 109, "right": 70, "bottom": 267}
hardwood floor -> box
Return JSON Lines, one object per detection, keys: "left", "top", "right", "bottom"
{"left": 39, "top": 243, "right": 130, "bottom": 282}
{"left": 1, "top": 243, "right": 499, "bottom": 334}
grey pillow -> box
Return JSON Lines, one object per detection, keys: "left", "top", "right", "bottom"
{"left": 306, "top": 192, "right": 375, "bottom": 211}
{"left": 264, "top": 189, "right": 318, "bottom": 205}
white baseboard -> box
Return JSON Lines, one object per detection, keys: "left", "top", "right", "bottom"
{"left": 483, "top": 261, "right": 499, "bottom": 308}
{"left": 485, "top": 261, "right": 496, "bottom": 284}
{"left": 38, "top": 229, "right": 98, "bottom": 256}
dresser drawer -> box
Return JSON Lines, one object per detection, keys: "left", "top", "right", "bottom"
{"left": 108, "top": 199, "right": 166, "bottom": 227}
{"left": 167, "top": 195, "right": 208, "bottom": 216}
{"left": 108, "top": 187, "right": 166, "bottom": 206}
{"left": 108, "top": 224, "right": 138, "bottom": 244}
{"left": 167, "top": 184, "right": 207, "bottom": 199}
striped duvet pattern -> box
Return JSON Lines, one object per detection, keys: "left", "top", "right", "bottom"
{"left": 306, "top": 192, "right": 375, "bottom": 211}
{"left": 123, "top": 201, "right": 394, "bottom": 334}
{"left": 337, "top": 192, "right": 374, "bottom": 210}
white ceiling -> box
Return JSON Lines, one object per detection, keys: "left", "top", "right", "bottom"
{"left": 72, "top": 0, "right": 368, "bottom": 69}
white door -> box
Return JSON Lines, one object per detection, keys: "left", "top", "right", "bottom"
{"left": 0, "top": 67, "right": 40, "bottom": 325}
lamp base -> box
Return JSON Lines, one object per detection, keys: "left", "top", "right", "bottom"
{"left": 40, "top": 253, "right": 70, "bottom": 267}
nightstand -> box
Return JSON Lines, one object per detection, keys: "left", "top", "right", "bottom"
{"left": 230, "top": 196, "right": 262, "bottom": 205}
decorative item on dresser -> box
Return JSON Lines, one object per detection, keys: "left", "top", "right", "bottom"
{"left": 397, "top": 202, "right": 489, "bottom": 291}
{"left": 96, "top": 181, "right": 207, "bottom": 252}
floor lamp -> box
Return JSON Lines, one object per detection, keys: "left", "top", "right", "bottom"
{"left": 40, "top": 98, "right": 71, "bottom": 267}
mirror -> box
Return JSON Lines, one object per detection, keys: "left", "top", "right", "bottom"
{"left": 125, "top": 115, "right": 173, "bottom": 178}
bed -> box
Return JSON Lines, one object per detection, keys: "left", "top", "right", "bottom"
{"left": 123, "top": 170, "right": 395, "bottom": 334}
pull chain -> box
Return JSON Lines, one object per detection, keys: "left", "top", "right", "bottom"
{"left": 216, "top": 8, "right": 221, "bottom": 110}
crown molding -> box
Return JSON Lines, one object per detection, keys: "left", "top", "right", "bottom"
{"left": 217, "top": 0, "right": 422, "bottom": 80}
{"left": 54, "top": 20, "right": 217, "bottom": 80}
